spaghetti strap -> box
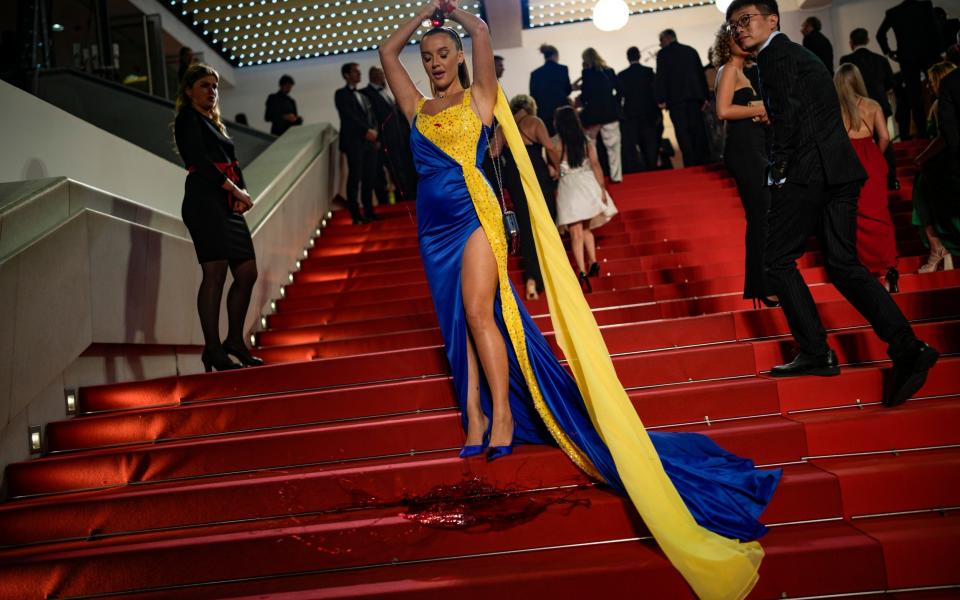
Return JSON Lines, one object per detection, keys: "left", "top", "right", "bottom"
{"left": 847, "top": 117, "right": 874, "bottom": 138}
{"left": 517, "top": 115, "right": 534, "bottom": 144}
{"left": 848, "top": 98, "right": 875, "bottom": 137}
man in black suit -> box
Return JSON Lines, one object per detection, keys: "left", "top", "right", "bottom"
{"left": 335, "top": 62, "right": 379, "bottom": 223}
{"left": 618, "top": 46, "right": 661, "bottom": 172}
{"left": 801, "top": 16, "right": 834, "bottom": 74}
{"left": 530, "top": 44, "right": 572, "bottom": 136}
{"left": 840, "top": 28, "right": 899, "bottom": 189}
{"left": 655, "top": 29, "right": 710, "bottom": 167}
{"left": 264, "top": 74, "right": 303, "bottom": 136}
{"left": 362, "top": 66, "right": 416, "bottom": 203}
{"left": 935, "top": 7, "right": 960, "bottom": 54}
{"left": 877, "top": 0, "right": 943, "bottom": 139}
{"left": 727, "top": 0, "right": 938, "bottom": 406}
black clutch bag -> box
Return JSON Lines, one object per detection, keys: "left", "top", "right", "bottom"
{"left": 503, "top": 210, "right": 519, "bottom": 256}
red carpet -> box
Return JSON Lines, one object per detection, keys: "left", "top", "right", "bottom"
{"left": 2, "top": 141, "right": 959, "bottom": 599}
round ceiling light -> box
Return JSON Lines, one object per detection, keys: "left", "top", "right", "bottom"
{"left": 592, "top": 0, "right": 629, "bottom": 31}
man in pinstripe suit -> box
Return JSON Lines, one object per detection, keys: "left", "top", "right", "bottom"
{"left": 726, "top": 0, "right": 939, "bottom": 407}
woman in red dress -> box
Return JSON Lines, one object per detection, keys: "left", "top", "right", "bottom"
{"left": 835, "top": 63, "right": 899, "bottom": 291}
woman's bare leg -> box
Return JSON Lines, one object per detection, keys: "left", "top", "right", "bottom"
{"left": 926, "top": 225, "right": 945, "bottom": 253}
{"left": 462, "top": 331, "right": 489, "bottom": 445}
{"left": 582, "top": 223, "right": 597, "bottom": 265}
{"left": 568, "top": 222, "right": 586, "bottom": 273}
{"left": 462, "top": 228, "right": 513, "bottom": 448}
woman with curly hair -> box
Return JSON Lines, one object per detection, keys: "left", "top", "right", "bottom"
{"left": 494, "top": 94, "right": 560, "bottom": 299}
{"left": 712, "top": 25, "right": 777, "bottom": 307}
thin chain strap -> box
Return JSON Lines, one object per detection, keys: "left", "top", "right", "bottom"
{"left": 473, "top": 93, "right": 507, "bottom": 214}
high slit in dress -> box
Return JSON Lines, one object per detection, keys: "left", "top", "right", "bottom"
{"left": 412, "top": 89, "right": 781, "bottom": 585}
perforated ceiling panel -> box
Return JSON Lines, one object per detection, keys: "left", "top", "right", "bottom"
{"left": 525, "top": 0, "right": 713, "bottom": 28}
{"left": 165, "top": 0, "right": 483, "bottom": 67}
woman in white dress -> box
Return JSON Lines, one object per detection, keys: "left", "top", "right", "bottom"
{"left": 553, "top": 105, "right": 618, "bottom": 293}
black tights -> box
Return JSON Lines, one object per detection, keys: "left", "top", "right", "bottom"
{"left": 197, "top": 259, "right": 258, "bottom": 350}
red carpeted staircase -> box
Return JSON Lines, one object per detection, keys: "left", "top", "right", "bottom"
{"left": 1, "top": 141, "right": 958, "bottom": 599}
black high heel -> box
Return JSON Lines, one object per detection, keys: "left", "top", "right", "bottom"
{"left": 757, "top": 296, "right": 780, "bottom": 308}
{"left": 578, "top": 271, "right": 592, "bottom": 294}
{"left": 222, "top": 340, "right": 265, "bottom": 367}
{"left": 587, "top": 262, "right": 600, "bottom": 278}
{"left": 885, "top": 267, "right": 900, "bottom": 293}
{"left": 201, "top": 347, "right": 242, "bottom": 373}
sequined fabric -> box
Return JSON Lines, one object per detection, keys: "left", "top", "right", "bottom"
{"left": 414, "top": 90, "right": 602, "bottom": 480}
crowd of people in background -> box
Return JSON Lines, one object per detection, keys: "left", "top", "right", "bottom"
{"left": 171, "top": 0, "right": 960, "bottom": 312}
{"left": 313, "top": 0, "right": 960, "bottom": 301}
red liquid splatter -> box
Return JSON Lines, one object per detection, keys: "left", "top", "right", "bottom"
{"left": 398, "top": 476, "right": 590, "bottom": 531}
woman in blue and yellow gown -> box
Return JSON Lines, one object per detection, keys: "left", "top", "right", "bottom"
{"left": 378, "top": 3, "right": 780, "bottom": 598}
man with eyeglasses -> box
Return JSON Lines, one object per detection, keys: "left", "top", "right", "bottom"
{"left": 725, "top": 0, "right": 939, "bottom": 407}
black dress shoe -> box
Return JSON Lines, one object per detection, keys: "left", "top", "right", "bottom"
{"left": 885, "top": 267, "right": 900, "bottom": 293}
{"left": 757, "top": 296, "right": 780, "bottom": 308}
{"left": 770, "top": 349, "right": 840, "bottom": 377}
{"left": 884, "top": 341, "right": 939, "bottom": 408}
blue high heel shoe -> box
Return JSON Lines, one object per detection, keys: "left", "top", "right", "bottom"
{"left": 459, "top": 443, "right": 485, "bottom": 459}
{"left": 459, "top": 429, "right": 490, "bottom": 459}
{"left": 486, "top": 444, "right": 513, "bottom": 462}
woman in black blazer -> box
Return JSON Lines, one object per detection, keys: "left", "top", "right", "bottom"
{"left": 175, "top": 64, "right": 263, "bottom": 372}
{"left": 576, "top": 48, "right": 622, "bottom": 182}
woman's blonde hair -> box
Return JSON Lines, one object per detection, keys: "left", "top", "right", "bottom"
{"left": 509, "top": 94, "right": 537, "bottom": 116}
{"left": 834, "top": 63, "right": 870, "bottom": 130}
{"left": 581, "top": 47, "right": 608, "bottom": 71}
{"left": 927, "top": 61, "right": 957, "bottom": 124}
{"left": 711, "top": 25, "right": 735, "bottom": 68}
{"left": 928, "top": 61, "right": 957, "bottom": 96}
{"left": 175, "top": 63, "right": 228, "bottom": 136}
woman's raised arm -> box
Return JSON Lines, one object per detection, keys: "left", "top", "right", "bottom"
{"left": 379, "top": 0, "right": 439, "bottom": 123}
{"left": 533, "top": 117, "right": 561, "bottom": 165}
{"left": 447, "top": 2, "right": 497, "bottom": 125}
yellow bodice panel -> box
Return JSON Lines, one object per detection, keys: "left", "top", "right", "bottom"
{"left": 415, "top": 89, "right": 602, "bottom": 481}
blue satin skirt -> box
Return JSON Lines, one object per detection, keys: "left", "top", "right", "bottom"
{"left": 413, "top": 118, "right": 780, "bottom": 542}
